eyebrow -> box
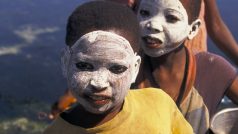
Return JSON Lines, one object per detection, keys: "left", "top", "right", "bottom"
{"left": 72, "top": 53, "right": 131, "bottom": 67}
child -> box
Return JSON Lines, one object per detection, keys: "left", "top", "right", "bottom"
{"left": 50, "top": 0, "right": 238, "bottom": 118}
{"left": 135, "top": 0, "right": 238, "bottom": 133}
{"left": 120, "top": 0, "right": 238, "bottom": 66}
{"left": 44, "top": 1, "right": 193, "bottom": 133}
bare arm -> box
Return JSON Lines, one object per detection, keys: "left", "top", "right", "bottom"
{"left": 226, "top": 76, "right": 238, "bottom": 104}
{"left": 204, "top": 0, "right": 238, "bottom": 66}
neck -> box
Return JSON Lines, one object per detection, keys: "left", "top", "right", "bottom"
{"left": 147, "top": 45, "right": 187, "bottom": 101}
{"left": 61, "top": 102, "right": 123, "bottom": 128}
{"left": 150, "top": 45, "right": 186, "bottom": 71}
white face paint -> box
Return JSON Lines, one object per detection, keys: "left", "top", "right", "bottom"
{"left": 137, "top": 0, "right": 191, "bottom": 57}
{"left": 62, "top": 31, "right": 140, "bottom": 114}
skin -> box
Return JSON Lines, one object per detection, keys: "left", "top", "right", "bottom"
{"left": 226, "top": 77, "right": 238, "bottom": 104}
{"left": 61, "top": 31, "right": 141, "bottom": 126}
{"left": 204, "top": 0, "right": 238, "bottom": 66}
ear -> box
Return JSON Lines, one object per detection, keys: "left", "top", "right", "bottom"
{"left": 131, "top": 54, "right": 141, "bottom": 83}
{"left": 61, "top": 47, "right": 71, "bottom": 78}
{"left": 187, "top": 19, "right": 201, "bottom": 40}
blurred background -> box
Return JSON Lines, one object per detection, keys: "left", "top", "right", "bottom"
{"left": 0, "top": 0, "right": 237, "bottom": 133}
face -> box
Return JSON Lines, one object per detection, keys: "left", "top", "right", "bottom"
{"left": 62, "top": 31, "right": 140, "bottom": 114}
{"left": 137, "top": 0, "right": 191, "bottom": 57}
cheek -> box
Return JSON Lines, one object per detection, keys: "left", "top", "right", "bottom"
{"left": 167, "top": 24, "right": 189, "bottom": 43}
{"left": 115, "top": 77, "right": 130, "bottom": 89}
{"left": 112, "top": 78, "right": 129, "bottom": 104}
{"left": 69, "top": 72, "right": 91, "bottom": 93}
{"left": 110, "top": 72, "right": 132, "bottom": 95}
{"left": 139, "top": 21, "right": 149, "bottom": 36}
{"left": 138, "top": 16, "right": 146, "bottom": 27}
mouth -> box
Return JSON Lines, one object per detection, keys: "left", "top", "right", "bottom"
{"left": 85, "top": 94, "right": 111, "bottom": 106}
{"left": 142, "top": 36, "right": 163, "bottom": 48}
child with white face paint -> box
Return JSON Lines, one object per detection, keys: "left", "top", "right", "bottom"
{"left": 63, "top": 31, "right": 140, "bottom": 114}
{"left": 136, "top": 0, "right": 238, "bottom": 133}
{"left": 138, "top": 0, "right": 199, "bottom": 57}
{"left": 44, "top": 1, "right": 193, "bottom": 134}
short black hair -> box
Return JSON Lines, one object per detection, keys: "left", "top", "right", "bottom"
{"left": 180, "top": 0, "right": 201, "bottom": 24}
{"left": 65, "top": 1, "right": 140, "bottom": 52}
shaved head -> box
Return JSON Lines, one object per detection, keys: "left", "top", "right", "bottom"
{"left": 66, "top": 1, "right": 140, "bottom": 52}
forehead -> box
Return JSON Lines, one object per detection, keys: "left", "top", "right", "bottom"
{"left": 140, "top": 0, "right": 185, "bottom": 11}
{"left": 72, "top": 31, "right": 134, "bottom": 53}
{"left": 75, "top": 40, "right": 133, "bottom": 56}
{"left": 70, "top": 31, "right": 135, "bottom": 62}
{"left": 73, "top": 41, "right": 133, "bottom": 65}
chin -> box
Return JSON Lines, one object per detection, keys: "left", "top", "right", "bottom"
{"left": 83, "top": 102, "right": 112, "bottom": 114}
{"left": 85, "top": 106, "right": 108, "bottom": 114}
{"left": 144, "top": 45, "right": 182, "bottom": 57}
{"left": 143, "top": 48, "right": 167, "bottom": 57}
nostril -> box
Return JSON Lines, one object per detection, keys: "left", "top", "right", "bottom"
{"left": 154, "top": 28, "right": 161, "bottom": 33}
{"left": 91, "top": 86, "right": 107, "bottom": 92}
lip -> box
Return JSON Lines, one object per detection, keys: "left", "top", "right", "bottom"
{"left": 142, "top": 36, "right": 163, "bottom": 49}
{"left": 85, "top": 94, "right": 111, "bottom": 106}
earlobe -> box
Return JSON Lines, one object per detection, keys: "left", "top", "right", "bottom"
{"left": 131, "top": 55, "right": 141, "bottom": 83}
{"left": 188, "top": 19, "right": 201, "bottom": 40}
{"left": 61, "top": 47, "right": 71, "bottom": 78}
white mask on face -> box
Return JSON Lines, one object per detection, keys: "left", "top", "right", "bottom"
{"left": 137, "top": 0, "right": 191, "bottom": 57}
{"left": 61, "top": 31, "right": 141, "bottom": 114}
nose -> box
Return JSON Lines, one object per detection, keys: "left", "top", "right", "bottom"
{"left": 145, "top": 20, "right": 163, "bottom": 33}
{"left": 90, "top": 74, "right": 109, "bottom": 92}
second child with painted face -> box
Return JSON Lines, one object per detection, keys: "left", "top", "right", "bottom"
{"left": 136, "top": 0, "right": 238, "bottom": 133}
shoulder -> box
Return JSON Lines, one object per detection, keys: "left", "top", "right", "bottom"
{"left": 43, "top": 116, "right": 86, "bottom": 134}
{"left": 196, "top": 52, "right": 231, "bottom": 65}
{"left": 196, "top": 52, "right": 226, "bottom": 64}
{"left": 129, "top": 88, "right": 169, "bottom": 98}
{"left": 194, "top": 52, "right": 237, "bottom": 105}
{"left": 195, "top": 52, "right": 236, "bottom": 74}
{"left": 128, "top": 88, "right": 176, "bottom": 106}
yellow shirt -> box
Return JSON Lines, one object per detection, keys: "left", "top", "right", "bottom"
{"left": 44, "top": 88, "right": 193, "bottom": 134}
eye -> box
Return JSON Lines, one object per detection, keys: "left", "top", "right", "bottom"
{"left": 75, "top": 62, "right": 94, "bottom": 71}
{"left": 139, "top": 9, "right": 150, "bottom": 17}
{"left": 166, "top": 15, "right": 180, "bottom": 23}
{"left": 109, "top": 65, "right": 128, "bottom": 74}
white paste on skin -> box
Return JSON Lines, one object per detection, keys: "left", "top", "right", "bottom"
{"left": 62, "top": 31, "right": 141, "bottom": 114}
{"left": 137, "top": 0, "right": 192, "bottom": 57}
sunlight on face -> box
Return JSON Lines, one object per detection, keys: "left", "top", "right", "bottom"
{"left": 137, "top": 0, "right": 191, "bottom": 57}
{"left": 64, "top": 31, "right": 139, "bottom": 114}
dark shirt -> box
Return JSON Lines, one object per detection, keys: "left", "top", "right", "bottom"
{"left": 195, "top": 52, "right": 237, "bottom": 117}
